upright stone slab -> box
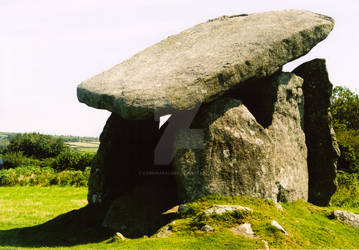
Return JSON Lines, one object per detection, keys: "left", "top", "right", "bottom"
{"left": 88, "top": 113, "right": 178, "bottom": 205}
{"left": 88, "top": 114, "right": 180, "bottom": 236}
{"left": 173, "top": 98, "right": 278, "bottom": 201}
{"left": 293, "top": 59, "right": 340, "bottom": 206}
{"left": 77, "top": 10, "right": 334, "bottom": 120}
{"left": 266, "top": 73, "right": 308, "bottom": 202}
{"left": 173, "top": 72, "right": 308, "bottom": 202}
{"left": 228, "top": 72, "right": 308, "bottom": 201}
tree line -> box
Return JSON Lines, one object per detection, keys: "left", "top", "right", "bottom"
{"left": 331, "top": 86, "right": 359, "bottom": 173}
{"left": 0, "top": 133, "right": 95, "bottom": 172}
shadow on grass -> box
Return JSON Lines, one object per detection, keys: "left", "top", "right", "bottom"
{"left": 0, "top": 205, "right": 115, "bottom": 247}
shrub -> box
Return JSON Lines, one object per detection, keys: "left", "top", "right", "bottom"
{"left": 0, "top": 166, "right": 90, "bottom": 187}
{"left": 55, "top": 168, "right": 91, "bottom": 187}
{"left": 7, "top": 132, "right": 67, "bottom": 159}
{"left": 39, "top": 157, "right": 56, "bottom": 168}
{"left": 0, "top": 151, "right": 41, "bottom": 169}
{"left": 0, "top": 166, "right": 52, "bottom": 186}
{"left": 331, "top": 171, "right": 359, "bottom": 208}
{"left": 52, "top": 150, "right": 95, "bottom": 171}
{"left": 331, "top": 86, "right": 359, "bottom": 173}
{"left": 337, "top": 142, "right": 359, "bottom": 173}
{"left": 331, "top": 86, "right": 359, "bottom": 130}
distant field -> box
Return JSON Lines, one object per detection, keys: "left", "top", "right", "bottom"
{"left": 0, "top": 132, "right": 16, "bottom": 139}
{"left": 0, "top": 132, "right": 100, "bottom": 153}
{"left": 0, "top": 133, "right": 12, "bottom": 148}
{"left": 66, "top": 142, "right": 100, "bottom": 153}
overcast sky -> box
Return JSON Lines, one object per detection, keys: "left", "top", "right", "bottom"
{"left": 0, "top": 0, "right": 358, "bottom": 137}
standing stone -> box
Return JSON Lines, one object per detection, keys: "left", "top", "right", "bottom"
{"left": 293, "top": 59, "right": 340, "bottom": 206}
{"left": 173, "top": 97, "right": 278, "bottom": 201}
{"left": 87, "top": 113, "right": 177, "bottom": 205}
{"left": 173, "top": 72, "right": 308, "bottom": 202}
{"left": 266, "top": 73, "right": 308, "bottom": 202}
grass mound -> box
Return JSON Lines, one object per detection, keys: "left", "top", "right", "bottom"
{"left": 172, "top": 196, "right": 359, "bottom": 249}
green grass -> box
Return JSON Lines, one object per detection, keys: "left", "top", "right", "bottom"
{"left": 179, "top": 196, "right": 359, "bottom": 249}
{"left": 73, "top": 147, "right": 98, "bottom": 153}
{"left": 65, "top": 142, "right": 99, "bottom": 153}
{"left": 330, "top": 171, "right": 359, "bottom": 212}
{"left": 0, "top": 187, "right": 87, "bottom": 229}
{"left": 0, "top": 187, "right": 358, "bottom": 249}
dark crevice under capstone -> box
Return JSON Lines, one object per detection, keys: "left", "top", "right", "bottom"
{"left": 222, "top": 72, "right": 282, "bottom": 129}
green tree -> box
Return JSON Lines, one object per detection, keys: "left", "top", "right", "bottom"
{"left": 52, "top": 150, "right": 95, "bottom": 171}
{"left": 331, "top": 86, "right": 359, "bottom": 130}
{"left": 331, "top": 86, "right": 359, "bottom": 173}
{"left": 7, "top": 133, "right": 67, "bottom": 159}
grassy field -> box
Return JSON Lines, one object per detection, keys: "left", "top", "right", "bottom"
{"left": 0, "top": 187, "right": 358, "bottom": 249}
{"left": 65, "top": 142, "right": 99, "bottom": 153}
{"left": 0, "top": 187, "right": 87, "bottom": 230}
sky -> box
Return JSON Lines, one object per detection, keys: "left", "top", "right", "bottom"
{"left": 0, "top": 0, "right": 358, "bottom": 137}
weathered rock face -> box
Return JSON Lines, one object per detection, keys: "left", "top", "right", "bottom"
{"left": 203, "top": 205, "right": 252, "bottom": 216}
{"left": 293, "top": 59, "right": 340, "bottom": 206}
{"left": 173, "top": 72, "right": 308, "bottom": 202}
{"left": 266, "top": 73, "right": 308, "bottom": 202}
{"left": 333, "top": 210, "right": 359, "bottom": 228}
{"left": 173, "top": 97, "right": 278, "bottom": 201}
{"left": 77, "top": 10, "right": 334, "bottom": 120}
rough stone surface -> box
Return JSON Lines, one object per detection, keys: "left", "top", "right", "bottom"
{"left": 203, "top": 205, "right": 252, "bottom": 216}
{"left": 173, "top": 72, "right": 308, "bottom": 202}
{"left": 156, "top": 226, "right": 173, "bottom": 238}
{"left": 265, "top": 72, "right": 308, "bottom": 202}
{"left": 293, "top": 59, "right": 340, "bottom": 206}
{"left": 77, "top": 10, "right": 334, "bottom": 120}
{"left": 275, "top": 203, "right": 284, "bottom": 211}
{"left": 230, "top": 223, "right": 255, "bottom": 238}
{"left": 162, "top": 205, "right": 179, "bottom": 215}
{"left": 333, "top": 210, "right": 359, "bottom": 228}
{"left": 262, "top": 240, "right": 269, "bottom": 250}
{"left": 173, "top": 97, "right": 278, "bottom": 201}
{"left": 201, "top": 224, "right": 214, "bottom": 232}
{"left": 271, "top": 220, "right": 289, "bottom": 236}
{"left": 115, "top": 232, "right": 126, "bottom": 241}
